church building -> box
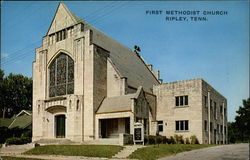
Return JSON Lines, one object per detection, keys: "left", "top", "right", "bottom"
{"left": 32, "top": 3, "right": 227, "bottom": 144}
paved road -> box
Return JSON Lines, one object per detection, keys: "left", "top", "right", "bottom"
{"left": 159, "top": 143, "right": 249, "bottom": 160}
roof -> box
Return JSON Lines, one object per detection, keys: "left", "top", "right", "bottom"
{"left": 96, "top": 86, "right": 145, "bottom": 114}
{"left": 16, "top": 110, "right": 32, "bottom": 117}
{"left": 108, "top": 47, "right": 159, "bottom": 93}
{"left": 96, "top": 94, "right": 135, "bottom": 114}
{"left": 0, "top": 118, "right": 14, "bottom": 127}
{"left": 50, "top": 3, "right": 160, "bottom": 93}
{"left": 9, "top": 115, "right": 32, "bottom": 129}
{"left": 0, "top": 110, "right": 32, "bottom": 129}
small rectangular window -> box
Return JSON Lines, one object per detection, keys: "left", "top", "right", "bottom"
{"left": 214, "top": 102, "right": 217, "bottom": 119}
{"left": 180, "top": 96, "right": 184, "bottom": 106}
{"left": 180, "top": 121, "right": 184, "bottom": 130}
{"left": 185, "top": 120, "right": 189, "bottom": 130}
{"left": 81, "top": 23, "right": 84, "bottom": 31}
{"left": 62, "top": 30, "right": 66, "bottom": 39}
{"left": 176, "top": 97, "right": 179, "bottom": 106}
{"left": 175, "top": 96, "right": 188, "bottom": 107}
{"left": 220, "top": 105, "right": 223, "bottom": 114}
{"left": 175, "top": 121, "right": 179, "bottom": 131}
{"left": 204, "top": 120, "right": 207, "bottom": 131}
{"left": 176, "top": 120, "right": 189, "bottom": 131}
{"left": 158, "top": 121, "right": 163, "bottom": 132}
{"left": 210, "top": 122, "right": 213, "bottom": 132}
{"left": 204, "top": 96, "right": 208, "bottom": 107}
{"left": 210, "top": 99, "right": 213, "bottom": 109}
{"left": 56, "top": 32, "right": 59, "bottom": 42}
{"left": 184, "top": 96, "right": 188, "bottom": 105}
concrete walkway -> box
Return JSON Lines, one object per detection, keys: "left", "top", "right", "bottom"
{"left": 0, "top": 143, "right": 34, "bottom": 154}
{"left": 113, "top": 145, "right": 144, "bottom": 159}
{"left": 159, "top": 143, "right": 249, "bottom": 160}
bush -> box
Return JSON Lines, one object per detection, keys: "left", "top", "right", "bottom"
{"left": 168, "top": 136, "right": 176, "bottom": 144}
{"left": 144, "top": 135, "right": 168, "bottom": 145}
{"left": 6, "top": 137, "right": 31, "bottom": 145}
{"left": 162, "top": 136, "right": 167, "bottom": 144}
{"left": 22, "top": 130, "right": 32, "bottom": 138}
{"left": 144, "top": 135, "right": 156, "bottom": 144}
{"left": 148, "top": 135, "right": 156, "bottom": 144}
{"left": 174, "top": 134, "right": 184, "bottom": 144}
{"left": 190, "top": 135, "right": 199, "bottom": 144}
{"left": 0, "top": 127, "right": 9, "bottom": 144}
{"left": 156, "top": 136, "right": 162, "bottom": 144}
{"left": 185, "top": 137, "right": 190, "bottom": 144}
{"left": 144, "top": 135, "right": 149, "bottom": 144}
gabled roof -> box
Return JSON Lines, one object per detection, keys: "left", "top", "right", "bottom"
{"left": 96, "top": 94, "right": 135, "bottom": 114}
{"left": 0, "top": 110, "right": 32, "bottom": 129}
{"left": 96, "top": 86, "right": 146, "bottom": 114}
{"left": 16, "top": 110, "right": 32, "bottom": 117}
{"left": 0, "top": 118, "right": 14, "bottom": 127}
{"left": 47, "top": 3, "right": 161, "bottom": 93}
{"left": 9, "top": 115, "right": 32, "bottom": 129}
{"left": 47, "top": 3, "right": 79, "bottom": 35}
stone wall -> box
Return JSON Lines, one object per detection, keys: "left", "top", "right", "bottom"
{"left": 201, "top": 80, "right": 227, "bottom": 144}
{"left": 153, "top": 79, "right": 203, "bottom": 143}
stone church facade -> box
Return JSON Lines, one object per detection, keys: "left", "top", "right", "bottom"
{"left": 32, "top": 3, "right": 227, "bottom": 144}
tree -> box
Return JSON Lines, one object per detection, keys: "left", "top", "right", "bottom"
{"left": 234, "top": 98, "right": 250, "bottom": 141}
{"left": 228, "top": 98, "right": 250, "bottom": 143}
{"left": 0, "top": 70, "right": 32, "bottom": 118}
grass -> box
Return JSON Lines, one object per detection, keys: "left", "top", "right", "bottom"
{"left": 1, "top": 157, "right": 44, "bottom": 160}
{"left": 129, "top": 144, "right": 215, "bottom": 160}
{"left": 24, "top": 144, "right": 123, "bottom": 158}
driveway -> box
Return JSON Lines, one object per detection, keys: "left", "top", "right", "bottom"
{"left": 159, "top": 143, "right": 249, "bottom": 160}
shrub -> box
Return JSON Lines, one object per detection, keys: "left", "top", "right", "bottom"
{"left": 190, "top": 135, "right": 199, "bottom": 144}
{"left": 0, "top": 127, "right": 9, "bottom": 144}
{"left": 144, "top": 135, "right": 149, "bottom": 144}
{"left": 156, "top": 136, "right": 163, "bottom": 144}
{"left": 168, "top": 136, "right": 176, "bottom": 144}
{"left": 185, "top": 137, "right": 190, "bottom": 144}
{"left": 6, "top": 137, "right": 31, "bottom": 145}
{"left": 174, "top": 134, "right": 184, "bottom": 144}
{"left": 144, "top": 135, "right": 168, "bottom": 145}
{"left": 149, "top": 135, "right": 156, "bottom": 144}
{"left": 22, "top": 130, "right": 32, "bottom": 138}
{"left": 162, "top": 136, "right": 167, "bottom": 144}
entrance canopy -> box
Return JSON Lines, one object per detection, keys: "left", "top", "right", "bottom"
{"left": 45, "top": 105, "right": 66, "bottom": 113}
{"left": 96, "top": 94, "right": 134, "bottom": 114}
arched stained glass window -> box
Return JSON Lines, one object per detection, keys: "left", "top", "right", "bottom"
{"left": 49, "top": 53, "right": 74, "bottom": 97}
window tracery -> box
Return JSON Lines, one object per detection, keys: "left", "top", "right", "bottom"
{"left": 49, "top": 53, "right": 74, "bottom": 97}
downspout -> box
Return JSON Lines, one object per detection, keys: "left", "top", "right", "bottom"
{"left": 222, "top": 101, "right": 225, "bottom": 144}
{"left": 208, "top": 91, "right": 211, "bottom": 144}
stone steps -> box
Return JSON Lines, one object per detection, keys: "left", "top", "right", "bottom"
{"left": 113, "top": 145, "right": 144, "bottom": 159}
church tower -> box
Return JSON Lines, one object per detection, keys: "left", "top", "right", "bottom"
{"left": 32, "top": 3, "right": 109, "bottom": 142}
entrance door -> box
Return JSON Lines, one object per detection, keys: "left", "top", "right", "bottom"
{"left": 55, "top": 115, "right": 65, "bottom": 138}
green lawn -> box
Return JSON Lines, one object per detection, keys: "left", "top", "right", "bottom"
{"left": 1, "top": 157, "right": 44, "bottom": 160}
{"left": 129, "top": 144, "right": 215, "bottom": 160}
{"left": 24, "top": 144, "right": 123, "bottom": 158}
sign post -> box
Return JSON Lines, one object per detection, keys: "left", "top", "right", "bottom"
{"left": 134, "top": 122, "right": 144, "bottom": 145}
